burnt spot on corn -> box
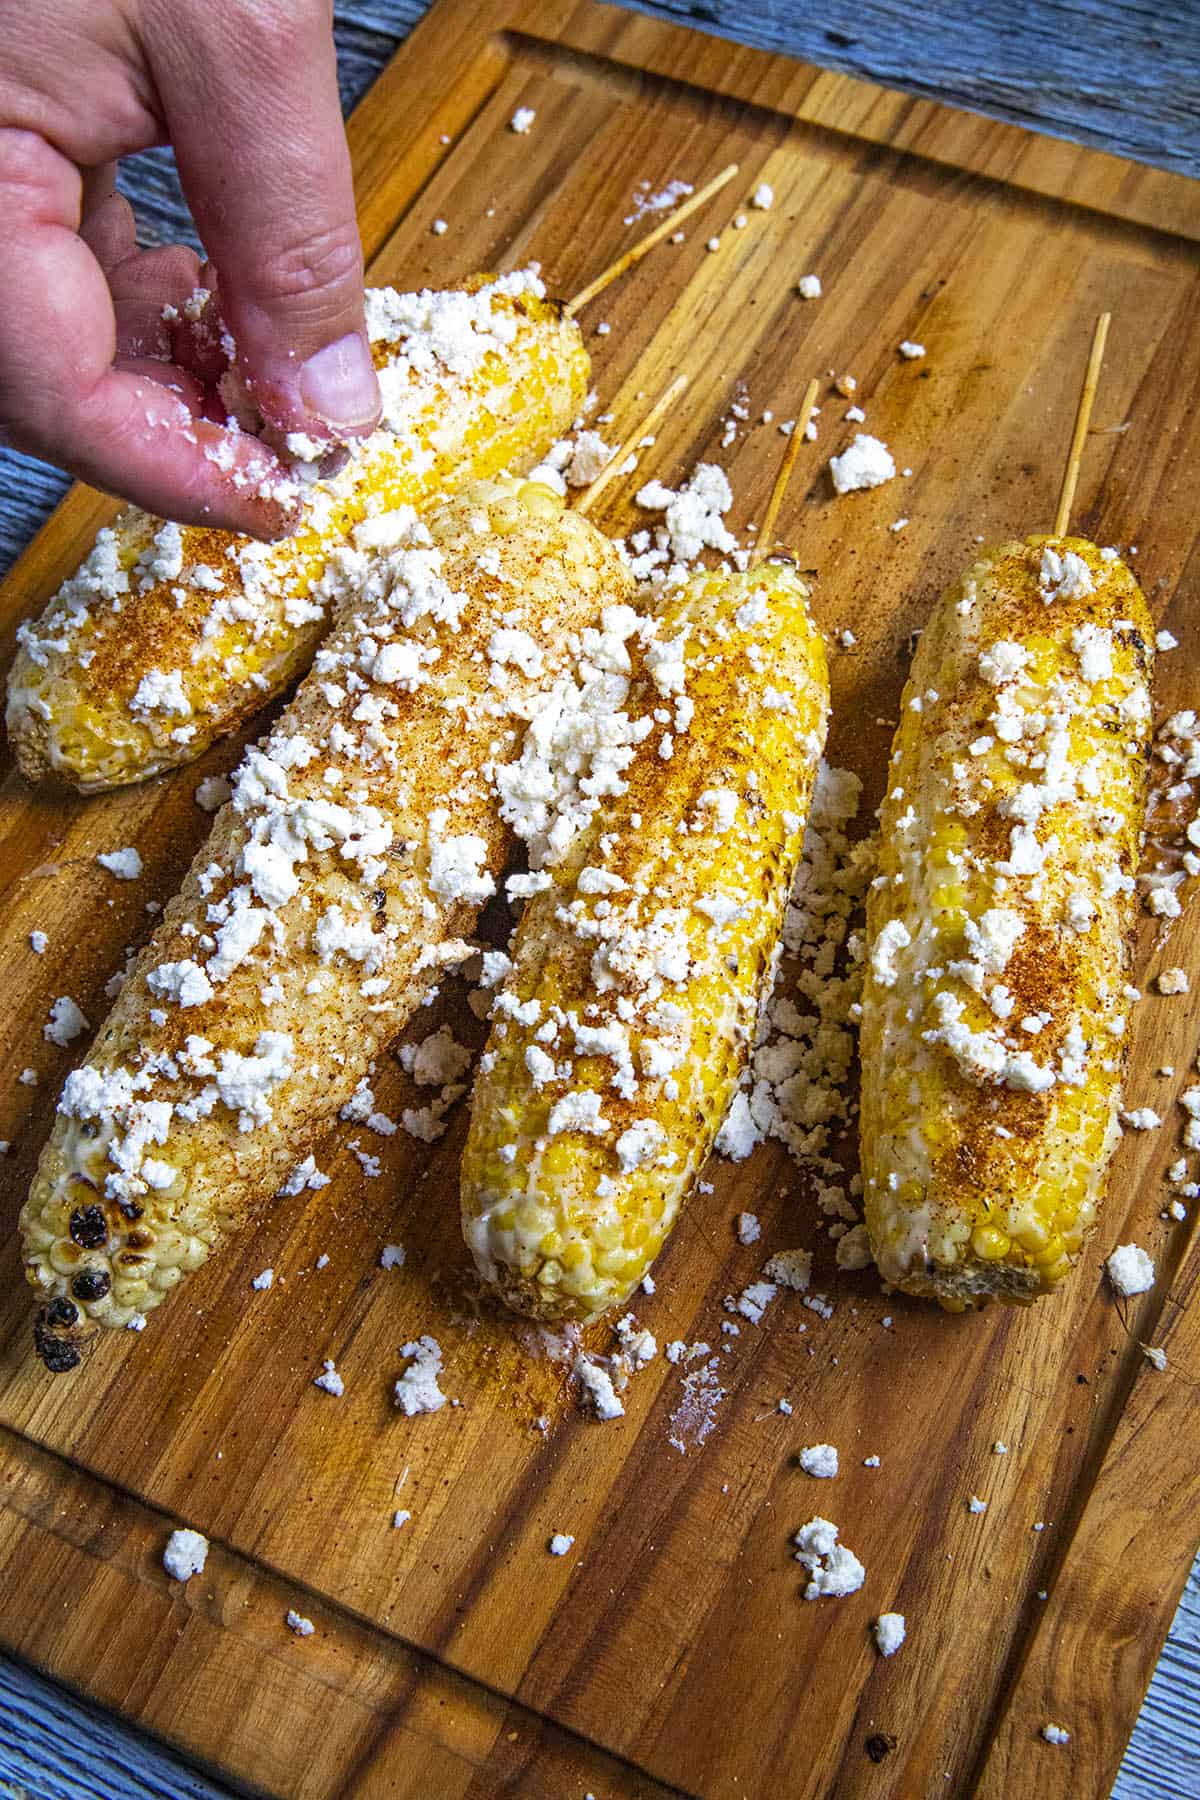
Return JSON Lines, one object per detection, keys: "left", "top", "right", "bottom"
{"left": 71, "top": 1267, "right": 111, "bottom": 1302}
{"left": 69, "top": 1204, "right": 109, "bottom": 1248}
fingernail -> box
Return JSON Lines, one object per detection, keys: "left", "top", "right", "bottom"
{"left": 297, "top": 332, "right": 380, "bottom": 432}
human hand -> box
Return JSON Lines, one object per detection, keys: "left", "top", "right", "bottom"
{"left": 0, "top": 0, "right": 381, "bottom": 538}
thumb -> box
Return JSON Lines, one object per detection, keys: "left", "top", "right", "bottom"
{"left": 146, "top": 0, "right": 380, "bottom": 447}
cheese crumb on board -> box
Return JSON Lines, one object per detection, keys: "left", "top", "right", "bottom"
{"left": 163, "top": 1528, "right": 208, "bottom": 1581}
{"left": 44, "top": 996, "right": 88, "bottom": 1047}
{"left": 286, "top": 1610, "right": 316, "bottom": 1637}
{"left": 314, "top": 1359, "right": 344, "bottom": 1396}
{"left": 799, "top": 1443, "right": 839, "bottom": 1478}
{"left": 394, "top": 1336, "right": 447, "bottom": 1414}
{"left": 1106, "top": 1243, "right": 1155, "bottom": 1297}
{"left": 898, "top": 340, "right": 926, "bottom": 359}
{"left": 830, "top": 435, "right": 896, "bottom": 494}
{"left": 548, "top": 1533, "right": 575, "bottom": 1555}
{"left": 510, "top": 107, "right": 535, "bottom": 133}
{"left": 737, "top": 1211, "right": 761, "bottom": 1245}
{"left": 251, "top": 1267, "right": 274, "bottom": 1290}
{"left": 793, "top": 1517, "right": 865, "bottom": 1599}
{"left": 97, "top": 847, "right": 143, "bottom": 880}
{"left": 1156, "top": 968, "right": 1188, "bottom": 995}
{"left": 195, "top": 774, "right": 232, "bottom": 812}
{"left": 874, "top": 1612, "right": 906, "bottom": 1656}
{"left": 573, "top": 1350, "right": 625, "bottom": 1420}
{"left": 751, "top": 182, "right": 774, "bottom": 209}
{"left": 1041, "top": 1724, "right": 1070, "bottom": 1746}
{"left": 797, "top": 274, "right": 822, "bottom": 300}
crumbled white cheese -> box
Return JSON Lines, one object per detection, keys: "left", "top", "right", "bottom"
{"left": 313, "top": 1359, "right": 344, "bottom": 1396}
{"left": 979, "top": 640, "right": 1030, "bottom": 686}
{"left": 29, "top": 930, "right": 48, "bottom": 954}
{"left": 286, "top": 1610, "right": 316, "bottom": 1637}
{"left": 793, "top": 1517, "right": 865, "bottom": 1599}
{"left": 875, "top": 1612, "right": 906, "bottom": 1656}
{"left": 251, "top": 1268, "right": 274, "bottom": 1290}
{"left": 835, "top": 1224, "right": 873, "bottom": 1271}
{"left": 380, "top": 1243, "right": 406, "bottom": 1269}
{"left": 163, "top": 1528, "right": 208, "bottom": 1581}
{"left": 799, "top": 1443, "right": 839, "bottom": 1479}
{"left": 751, "top": 182, "right": 774, "bottom": 209}
{"left": 764, "top": 1249, "right": 813, "bottom": 1291}
{"left": 830, "top": 434, "right": 895, "bottom": 494}
{"left": 394, "top": 1336, "right": 447, "bottom": 1414}
{"left": 1039, "top": 546, "right": 1093, "bottom": 602}
{"left": 131, "top": 668, "right": 190, "bottom": 718}
{"left": 716, "top": 1090, "right": 763, "bottom": 1161}
{"left": 797, "top": 274, "right": 822, "bottom": 299}
{"left": 1071, "top": 622, "right": 1114, "bottom": 684}
{"left": 510, "top": 106, "right": 536, "bottom": 133}
{"left": 278, "top": 1155, "right": 330, "bottom": 1196}
{"left": 548, "top": 1533, "right": 575, "bottom": 1556}
{"left": 1106, "top": 1243, "right": 1155, "bottom": 1297}
{"left": 737, "top": 1211, "right": 761, "bottom": 1246}
{"left": 1041, "top": 1724, "right": 1070, "bottom": 1746}
{"left": 870, "top": 917, "right": 911, "bottom": 988}
{"left": 615, "top": 1119, "right": 666, "bottom": 1172}
{"left": 733, "top": 1279, "right": 777, "bottom": 1323}
{"left": 898, "top": 340, "right": 925, "bottom": 359}
{"left": 194, "top": 773, "right": 232, "bottom": 814}
{"left": 573, "top": 1350, "right": 624, "bottom": 1420}
{"left": 635, "top": 463, "right": 737, "bottom": 562}
{"left": 1156, "top": 968, "right": 1188, "bottom": 995}
{"left": 97, "top": 847, "right": 143, "bottom": 881}
{"left": 44, "top": 996, "right": 88, "bottom": 1047}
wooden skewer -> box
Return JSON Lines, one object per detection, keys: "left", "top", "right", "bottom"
{"left": 750, "top": 378, "right": 820, "bottom": 564}
{"left": 1054, "top": 311, "right": 1111, "bottom": 537}
{"left": 574, "top": 374, "right": 689, "bottom": 517}
{"left": 565, "top": 164, "right": 740, "bottom": 317}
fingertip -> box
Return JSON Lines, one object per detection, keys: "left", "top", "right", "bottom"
{"left": 295, "top": 331, "right": 381, "bottom": 437}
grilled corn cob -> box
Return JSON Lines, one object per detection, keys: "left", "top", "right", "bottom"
{"left": 21, "top": 475, "right": 633, "bottom": 1369}
{"left": 7, "top": 272, "right": 588, "bottom": 792}
{"left": 860, "top": 535, "right": 1154, "bottom": 1306}
{"left": 460, "top": 560, "right": 831, "bottom": 1322}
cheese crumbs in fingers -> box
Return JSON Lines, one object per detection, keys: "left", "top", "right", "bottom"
{"left": 860, "top": 536, "right": 1153, "bottom": 1305}
{"left": 7, "top": 275, "right": 588, "bottom": 792}
{"left": 461, "top": 556, "right": 830, "bottom": 1322}
{"left": 21, "top": 475, "right": 633, "bottom": 1368}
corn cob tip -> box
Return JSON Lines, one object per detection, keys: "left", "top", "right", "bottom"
{"left": 32, "top": 1298, "right": 97, "bottom": 1373}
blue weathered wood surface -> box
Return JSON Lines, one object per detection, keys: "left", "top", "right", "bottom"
{"left": 0, "top": 4, "right": 1196, "bottom": 1797}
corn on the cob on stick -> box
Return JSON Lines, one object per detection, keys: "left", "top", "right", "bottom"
{"left": 22, "top": 475, "right": 633, "bottom": 1369}
{"left": 460, "top": 559, "right": 831, "bottom": 1322}
{"left": 7, "top": 273, "right": 587, "bottom": 792}
{"left": 860, "top": 535, "right": 1153, "bottom": 1306}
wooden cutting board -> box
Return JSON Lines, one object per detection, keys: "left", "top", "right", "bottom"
{"left": 1, "top": 4, "right": 1198, "bottom": 1795}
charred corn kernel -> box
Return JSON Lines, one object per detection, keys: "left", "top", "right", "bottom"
{"left": 861, "top": 536, "right": 1153, "bottom": 1307}
{"left": 7, "top": 272, "right": 588, "bottom": 793}
{"left": 22, "top": 476, "right": 633, "bottom": 1370}
{"left": 461, "top": 560, "right": 830, "bottom": 1323}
